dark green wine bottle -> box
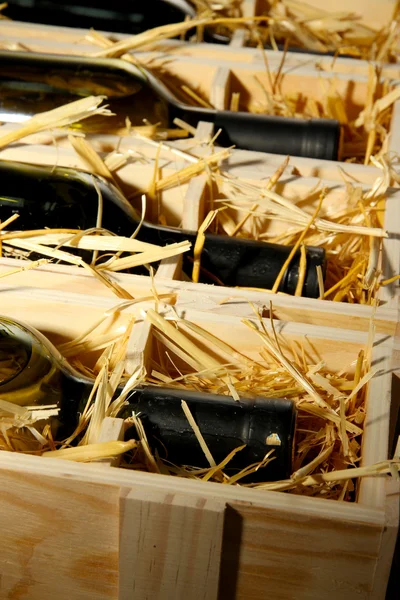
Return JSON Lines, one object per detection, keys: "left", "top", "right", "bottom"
{"left": 2, "top": 0, "right": 196, "bottom": 36}
{"left": 0, "top": 2, "right": 352, "bottom": 55}
{"left": 0, "top": 315, "right": 296, "bottom": 481}
{"left": 0, "top": 50, "right": 341, "bottom": 158}
{"left": 0, "top": 160, "right": 325, "bottom": 297}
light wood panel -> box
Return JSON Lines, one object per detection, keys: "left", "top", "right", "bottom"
{"left": 221, "top": 500, "right": 384, "bottom": 600}
{"left": 0, "top": 257, "right": 397, "bottom": 335}
{"left": 0, "top": 450, "right": 390, "bottom": 600}
{"left": 0, "top": 466, "right": 120, "bottom": 600}
{"left": 119, "top": 488, "right": 225, "bottom": 600}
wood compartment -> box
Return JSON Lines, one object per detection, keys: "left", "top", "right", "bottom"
{"left": 207, "top": 167, "right": 400, "bottom": 311}
{"left": 1, "top": 127, "right": 399, "bottom": 326}
{"left": 2, "top": 20, "right": 400, "bottom": 163}
{"left": 0, "top": 286, "right": 398, "bottom": 599}
{"left": 0, "top": 122, "right": 214, "bottom": 284}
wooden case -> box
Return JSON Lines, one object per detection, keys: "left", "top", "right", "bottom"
{"left": 0, "top": 122, "right": 399, "bottom": 324}
{"left": 0, "top": 272, "right": 398, "bottom": 599}
{"left": 1, "top": 19, "right": 400, "bottom": 164}
{"left": 0, "top": 15, "right": 398, "bottom": 600}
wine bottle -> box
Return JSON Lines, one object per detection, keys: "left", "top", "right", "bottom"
{"left": 0, "top": 160, "right": 326, "bottom": 298}
{"left": 1, "top": 2, "right": 356, "bottom": 56}
{"left": 0, "top": 50, "right": 341, "bottom": 159}
{"left": 0, "top": 315, "right": 296, "bottom": 480}
{"left": 2, "top": 0, "right": 196, "bottom": 36}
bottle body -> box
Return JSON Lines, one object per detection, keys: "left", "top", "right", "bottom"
{"left": 0, "top": 53, "right": 170, "bottom": 132}
{"left": 124, "top": 386, "right": 296, "bottom": 481}
{"left": 2, "top": 0, "right": 196, "bottom": 36}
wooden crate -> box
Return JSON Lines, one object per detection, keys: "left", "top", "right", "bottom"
{"left": 0, "top": 136, "right": 398, "bottom": 598}
{"left": 1, "top": 20, "right": 400, "bottom": 165}
{"left": 0, "top": 279, "right": 398, "bottom": 600}
{"left": 0, "top": 16, "right": 398, "bottom": 600}
{"left": 1, "top": 127, "right": 399, "bottom": 323}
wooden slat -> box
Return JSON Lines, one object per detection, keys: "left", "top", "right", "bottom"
{"left": 220, "top": 499, "right": 384, "bottom": 600}
{"left": 155, "top": 254, "right": 183, "bottom": 280}
{"left": 0, "top": 258, "right": 397, "bottom": 334}
{"left": 297, "top": 0, "right": 397, "bottom": 30}
{"left": 119, "top": 488, "right": 225, "bottom": 600}
{"left": 370, "top": 438, "right": 400, "bottom": 600}
{"left": 358, "top": 341, "right": 395, "bottom": 507}
{"left": 230, "top": 29, "right": 249, "bottom": 48}
{"left": 388, "top": 99, "right": 400, "bottom": 157}
{"left": 182, "top": 174, "right": 207, "bottom": 230}
{"left": 97, "top": 417, "right": 126, "bottom": 467}
{"left": 210, "top": 67, "right": 231, "bottom": 110}
{"left": 0, "top": 467, "right": 120, "bottom": 600}
{"left": 0, "top": 451, "right": 388, "bottom": 600}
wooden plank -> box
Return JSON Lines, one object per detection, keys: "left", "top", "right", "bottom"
{"left": 119, "top": 488, "right": 225, "bottom": 600}
{"left": 0, "top": 283, "right": 391, "bottom": 363}
{"left": 1, "top": 17, "right": 398, "bottom": 75}
{"left": 193, "top": 120, "right": 215, "bottom": 144}
{"left": 388, "top": 100, "right": 400, "bottom": 157}
{"left": 0, "top": 466, "right": 120, "bottom": 600}
{"left": 242, "top": 0, "right": 258, "bottom": 18}
{"left": 155, "top": 254, "right": 183, "bottom": 281}
{"left": 181, "top": 174, "right": 207, "bottom": 230}
{"left": 210, "top": 67, "right": 231, "bottom": 110}
{"left": 370, "top": 437, "right": 400, "bottom": 600}
{"left": 97, "top": 417, "right": 125, "bottom": 467}
{"left": 0, "top": 121, "right": 382, "bottom": 186}
{"left": 0, "top": 451, "right": 384, "bottom": 523}
{"left": 97, "top": 418, "right": 125, "bottom": 445}
{"left": 0, "top": 452, "right": 387, "bottom": 600}
{"left": 358, "top": 341, "right": 395, "bottom": 508}
{"left": 0, "top": 258, "right": 397, "bottom": 335}
{"left": 230, "top": 29, "right": 248, "bottom": 48}
{"left": 125, "top": 319, "right": 153, "bottom": 375}
{"left": 297, "top": 0, "right": 397, "bottom": 30}
{"left": 220, "top": 499, "right": 384, "bottom": 600}
{"left": 0, "top": 129, "right": 389, "bottom": 191}
{"left": 221, "top": 148, "right": 383, "bottom": 184}
{"left": 0, "top": 107, "right": 388, "bottom": 189}
{"left": 379, "top": 190, "right": 400, "bottom": 308}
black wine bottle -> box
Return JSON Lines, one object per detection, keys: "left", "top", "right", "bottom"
{"left": 0, "top": 50, "right": 341, "bottom": 159}
{"left": 2, "top": 0, "right": 197, "bottom": 36}
{"left": 0, "top": 160, "right": 325, "bottom": 298}
{"left": 0, "top": 315, "right": 296, "bottom": 480}
{"left": 1, "top": 1, "right": 356, "bottom": 56}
